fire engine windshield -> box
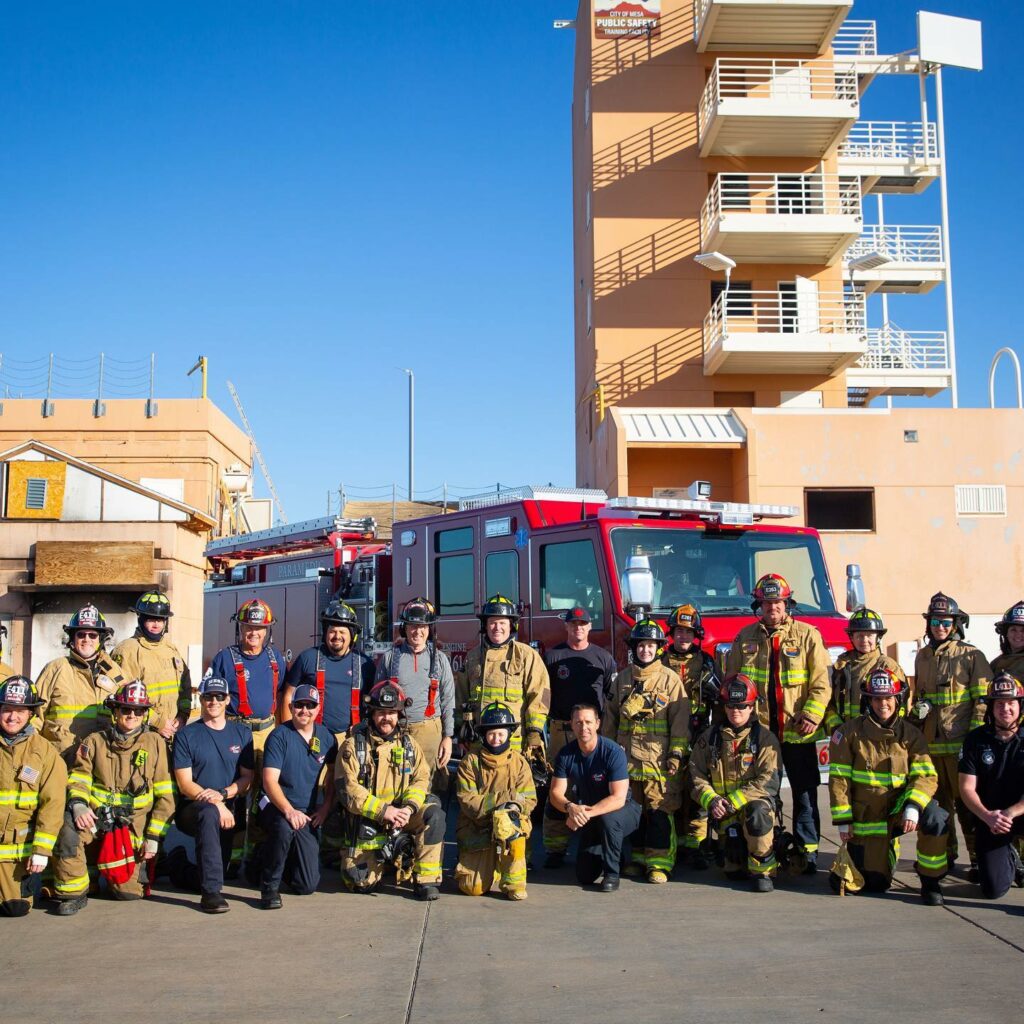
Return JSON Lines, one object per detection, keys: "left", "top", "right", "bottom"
{"left": 609, "top": 527, "right": 837, "bottom": 616}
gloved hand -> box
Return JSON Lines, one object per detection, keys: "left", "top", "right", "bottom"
{"left": 902, "top": 804, "right": 920, "bottom": 834}
{"left": 143, "top": 839, "right": 160, "bottom": 860}
{"left": 492, "top": 805, "right": 523, "bottom": 843}
{"left": 620, "top": 690, "right": 652, "bottom": 721}
{"left": 29, "top": 854, "right": 48, "bottom": 873}
{"left": 910, "top": 700, "right": 931, "bottom": 722}
{"left": 524, "top": 729, "right": 545, "bottom": 749}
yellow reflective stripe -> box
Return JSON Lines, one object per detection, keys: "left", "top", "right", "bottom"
{"left": 829, "top": 762, "right": 853, "bottom": 778}
{"left": 699, "top": 789, "right": 716, "bottom": 811}
{"left": 33, "top": 830, "right": 57, "bottom": 852}
{"left": 0, "top": 842, "right": 32, "bottom": 858}
{"left": 803, "top": 699, "right": 826, "bottom": 718}
{"left": 47, "top": 704, "right": 109, "bottom": 720}
{"left": 152, "top": 780, "right": 174, "bottom": 796}
{"left": 623, "top": 720, "right": 670, "bottom": 735}
{"left": 830, "top": 804, "right": 853, "bottom": 821}
{"left": 146, "top": 818, "right": 169, "bottom": 838}
{"left": 727, "top": 790, "right": 748, "bottom": 811}
{"left": 918, "top": 691, "right": 972, "bottom": 706}
{"left": 917, "top": 851, "right": 948, "bottom": 869}
{"left": 55, "top": 874, "right": 90, "bottom": 894}
{"left": 928, "top": 741, "right": 963, "bottom": 756}
{"left": 905, "top": 787, "right": 932, "bottom": 809}
{"left": 141, "top": 679, "right": 178, "bottom": 695}
{"left": 851, "top": 821, "right": 888, "bottom": 836}
{"left": 361, "top": 794, "right": 385, "bottom": 818}
{"left": 851, "top": 769, "right": 906, "bottom": 787}
{"left": 0, "top": 790, "right": 40, "bottom": 808}
{"left": 524, "top": 712, "right": 547, "bottom": 731}
{"left": 405, "top": 788, "right": 427, "bottom": 807}
{"left": 628, "top": 766, "right": 666, "bottom": 782}
{"left": 909, "top": 759, "right": 937, "bottom": 777}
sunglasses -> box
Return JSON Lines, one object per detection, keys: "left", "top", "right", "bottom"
{"left": 930, "top": 618, "right": 954, "bottom": 628}
{"left": 293, "top": 702, "right": 318, "bottom": 711}
{"left": 201, "top": 693, "right": 228, "bottom": 702}
{"left": 75, "top": 632, "right": 100, "bottom": 640}
{"left": 118, "top": 707, "right": 145, "bottom": 717}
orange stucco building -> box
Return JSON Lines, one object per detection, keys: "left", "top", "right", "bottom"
{"left": 570, "top": 1, "right": 1023, "bottom": 660}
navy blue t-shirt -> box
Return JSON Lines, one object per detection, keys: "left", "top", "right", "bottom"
{"left": 554, "top": 735, "right": 631, "bottom": 807}
{"left": 209, "top": 645, "right": 288, "bottom": 719}
{"left": 173, "top": 719, "right": 255, "bottom": 792}
{"left": 262, "top": 720, "right": 338, "bottom": 813}
{"left": 284, "top": 646, "right": 375, "bottom": 734}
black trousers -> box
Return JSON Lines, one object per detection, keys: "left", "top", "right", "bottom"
{"left": 176, "top": 799, "right": 241, "bottom": 896}
{"left": 974, "top": 816, "right": 1024, "bottom": 900}
{"left": 575, "top": 800, "right": 643, "bottom": 884}
{"left": 781, "top": 742, "right": 821, "bottom": 857}
{"left": 259, "top": 804, "right": 321, "bottom": 896}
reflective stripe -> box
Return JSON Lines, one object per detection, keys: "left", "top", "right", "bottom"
{"left": 918, "top": 691, "right": 972, "bottom": 706}
{"left": 55, "top": 874, "right": 90, "bottom": 894}
{"left": 147, "top": 818, "right": 170, "bottom": 838}
{"left": 727, "top": 790, "right": 748, "bottom": 811}
{"left": 46, "top": 704, "right": 109, "bottom": 722}
{"left": 850, "top": 769, "right": 906, "bottom": 787}
{"left": 748, "top": 853, "right": 777, "bottom": 875}
{"left": 0, "top": 789, "right": 40, "bottom": 809}
{"left": 830, "top": 804, "right": 853, "bottom": 821}
{"left": 405, "top": 788, "right": 428, "bottom": 807}
{"left": 904, "top": 787, "right": 933, "bottom": 809}
{"left": 917, "top": 850, "right": 948, "bottom": 870}
{"left": 851, "top": 821, "right": 889, "bottom": 836}
{"left": 361, "top": 794, "right": 386, "bottom": 818}
{"left": 829, "top": 762, "right": 853, "bottom": 779}
{"left": 0, "top": 842, "right": 32, "bottom": 858}
{"left": 34, "top": 830, "right": 57, "bottom": 852}
{"left": 909, "top": 759, "right": 937, "bottom": 777}
{"left": 928, "top": 741, "right": 963, "bottom": 756}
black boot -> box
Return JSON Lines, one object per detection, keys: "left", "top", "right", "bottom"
{"left": 920, "top": 876, "right": 944, "bottom": 907}
{"left": 56, "top": 894, "right": 88, "bottom": 916}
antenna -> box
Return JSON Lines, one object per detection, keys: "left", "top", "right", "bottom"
{"left": 226, "top": 380, "right": 288, "bottom": 525}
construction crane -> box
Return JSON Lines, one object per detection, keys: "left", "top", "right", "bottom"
{"left": 226, "top": 379, "right": 288, "bottom": 525}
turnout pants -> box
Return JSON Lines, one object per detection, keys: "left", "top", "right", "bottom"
{"left": 456, "top": 833, "right": 528, "bottom": 897}
{"left": 780, "top": 742, "right": 821, "bottom": 861}
{"left": 321, "top": 730, "right": 351, "bottom": 860}
{"left": 0, "top": 860, "right": 32, "bottom": 912}
{"left": 973, "top": 816, "right": 1024, "bottom": 900}
{"left": 259, "top": 804, "right": 321, "bottom": 896}
{"left": 542, "top": 720, "right": 574, "bottom": 855}
{"left": 717, "top": 799, "right": 777, "bottom": 878}
{"left": 677, "top": 768, "right": 708, "bottom": 853}
{"left": 53, "top": 827, "right": 146, "bottom": 900}
{"left": 575, "top": 800, "right": 643, "bottom": 884}
{"left": 341, "top": 799, "right": 444, "bottom": 892}
{"left": 933, "top": 752, "right": 975, "bottom": 863}
{"left": 407, "top": 717, "right": 445, "bottom": 792}
{"left": 628, "top": 781, "right": 677, "bottom": 875}
{"left": 176, "top": 799, "right": 242, "bottom": 896}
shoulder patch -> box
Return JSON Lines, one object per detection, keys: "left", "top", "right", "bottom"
{"left": 831, "top": 729, "right": 843, "bottom": 745}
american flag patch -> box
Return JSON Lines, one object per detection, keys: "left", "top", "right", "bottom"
{"left": 18, "top": 764, "right": 40, "bottom": 785}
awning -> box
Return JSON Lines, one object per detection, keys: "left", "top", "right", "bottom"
{"left": 618, "top": 408, "right": 746, "bottom": 446}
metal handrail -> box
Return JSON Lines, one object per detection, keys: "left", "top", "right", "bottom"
{"left": 846, "top": 225, "right": 943, "bottom": 265}
{"left": 701, "top": 173, "right": 861, "bottom": 242}
{"left": 704, "top": 289, "right": 865, "bottom": 349}
{"left": 832, "top": 20, "right": 878, "bottom": 57}
{"left": 838, "top": 120, "right": 939, "bottom": 161}
{"left": 700, "top": 58, "right": 858, "bottom": 141}
{"left": 856, "top": 325, "right": 949, "bottom": 370}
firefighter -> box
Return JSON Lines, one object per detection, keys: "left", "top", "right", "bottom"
{"left": 34, "top": 605, "right": 128, "bottom": 765}
{"left": 911, "top": 591, "right": 992, "bottom": 872}
{"left": 0, "top": 624, "right": 13, "bottom": 683}
{"left": 828, "top": 667, "right": 949, "bottom": 905}
{"left": 0, "top": 676, "right": 67, "bottom": 917}
{"left": 335, "top": 681, "right": 444, "bottom": 900}
{"left": 959, "top": 673, "right": 1024, "bottom": 900}
{"left": 827, "top": 608, "right": 906, "bottom": 730}
{"left": 456, "top": 594, "right": 550, "bottom": 765}
{"left": 455, "top": 702, "right": 537, "bottom": 900}
{"left": 376, "top": 597, "right": 456, "bottom": 782}
{"left": 725, "top": 573, "right": 831, "bottom": 873}
{"left": 602, "top": 618, "right": 690, "bottom": 883}
{"left": 992, "top": 601, "right": 1024, "bottom": 680}
{"left": 208, "top": 598, "right": 288, "bottom": 875}
{"left": 111, "top": 591, "right": 191, "bottom": 742}
{"left": 689, "top": 673, "right": 782, "bottom": 893}
{"left": 542, "top": 606, "right": 617, "bottom": 869}
{"left": 52, "top": 680, "right": 174, "bottom": 914}
{"left": 661, "top": 604, "right": 720, "bottom": 868}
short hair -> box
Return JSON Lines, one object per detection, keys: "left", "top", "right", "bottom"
{"left": 570, "top": 702, "right": 601, "bottom": 721}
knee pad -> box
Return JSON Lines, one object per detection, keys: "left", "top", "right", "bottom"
{"left": 745, "top": 803, "right": 774, "bottom": 838}
{"left": 918, "top": 800, "right": 949, "bottom": 836}
{"left": 723, "top": 824, "right": 746, "bottom": 867}
{"left": 56, "top": 819, "right": 80, "bottom": 859}
{"left": 422, "top": 797, "right": 445, "bottom": 844}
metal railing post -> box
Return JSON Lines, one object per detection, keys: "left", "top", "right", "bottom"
{"left": 988, "top": 348, "right": 1023, "bottom": 409}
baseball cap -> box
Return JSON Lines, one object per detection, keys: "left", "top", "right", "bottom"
{"left": 199, "top": 676, "right": 230, "bottom": 697}
{"left": 291, "top": 683, "right": 320, "bottom": 706}
{"left": 564, "top": 607, "right": 591, "bottom": 624}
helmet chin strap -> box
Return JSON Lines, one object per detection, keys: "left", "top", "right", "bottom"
{"left": 482, "top": 736, "right": 512, "bottom": 755}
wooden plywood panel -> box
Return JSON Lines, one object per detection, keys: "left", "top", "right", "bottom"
{"left": 6, "top": 460, "right": 66, "bottom": 520}
{"left": 35, "top": 541, "right": 154, "bottom": 586}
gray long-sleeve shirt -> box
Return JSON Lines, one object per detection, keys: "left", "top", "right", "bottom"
{"left": 376, "top": 642, "right": 455, "bottom": 738}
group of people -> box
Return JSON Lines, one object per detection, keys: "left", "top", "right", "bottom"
{"left": 2, "top": 578, "right": 1023, "bottom": 918}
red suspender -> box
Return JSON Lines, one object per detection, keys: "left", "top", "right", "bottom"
{"left": 315, "top": 650, "right": 326, "bottom": 724}
{"left": 350, "top": 674, "right": 361, "bottom": 727}
{"left": 771, "top": 633, "right": 785, "bottom": 734}
{"left": 425, "top": 677, "right": 439, "bottom": 718}
{"left": 230, "top": 648, "right": 252, "bottom": 718}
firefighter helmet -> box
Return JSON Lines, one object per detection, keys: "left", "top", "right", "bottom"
{"left": 750, "top": 574, "right": 794, "bottom": 613}
{"left": 399, "top": 597, "right": 436, "bottom": 639}
{"left": 923, "top": 592, "right": 968, "bottom": 633}
{"left": 983, "top": 672, "right": 1024, "bottom": 703}
{"left": 628, "top": 618, "right": 665, "bottom": 665}
{"left": 0, "top": 675, "right": 45, "bottom": 709}
{"left": 720, "top": 673, "right": 758, "bottom": 708}
{"left": 234, "top": 599, "right": 275, "bottom": 627}
{"left": 133, "top": 591, "right": 172, "bottom": 619}
{"left": 846, "top": 607, "right": 887, "bottom": 637}
{"left": 995, "top": 602, "right": 1024, "bottom": 654}
{"left": 321, "top": 599, "right": 360, "bottom": 638}
{"left": 477, "top": 701, "right": 519, "bottom": 733}
{"left": 478, "top": 594, "right": 519, "bottom": 625}
{"left": 667, "top": 604, "right": 704, "bottom": 640}
{"left": 63, "top": 605, "right": 113, "bottom": 641}
{"left": 364, "top": 680, "right": 413, "bottom": 713}
{"left": 106, "top": 679, "right": 154, "bottom": 711}
{"left": 861, "top": 667, "right": 906, "bottom": 701}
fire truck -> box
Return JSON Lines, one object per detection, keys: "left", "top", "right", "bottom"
{"left": 203, "top": 483, "right": 864, "bottom": 677}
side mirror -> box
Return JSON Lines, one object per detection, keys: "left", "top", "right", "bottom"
{"left": 623, "top": 554, "right": 655, "bottom": 617}
{"left": 846, "top": 564, "right": 865, "bottom": 613}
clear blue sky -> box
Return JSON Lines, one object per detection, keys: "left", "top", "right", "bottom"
{"left": 0, "top": 1, "right": 1019, "bottom": 520}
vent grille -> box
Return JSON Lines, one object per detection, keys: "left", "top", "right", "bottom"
{"left": 25, "top": 478, "right": 48, "bottom": 510}
{"left": 955, "top": 484, "right": 1006, "bottom": 516}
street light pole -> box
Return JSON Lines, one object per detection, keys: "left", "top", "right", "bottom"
{"left": 402, "top": 368, "right": 414, "bottom": 501}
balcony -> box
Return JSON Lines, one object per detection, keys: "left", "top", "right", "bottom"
{"left": 694, "top": 0, "right": 851, "bottom": 54}
{"left": 701, "top": 173, "right": 862, "bottom": 265}
{"left": 703, "top": 287, "right": 866, "bottom": 375}
{"left": 845, "top": 225, "right": 946, "bottom": 294}
{"left": 833, "top": 20, "right": 921, "bottom": 82}
{"left": 698, "top": 59, "right": 859, "bottom": 158}
{"left": 837, "top": 121, "right": 940, "bottom": 193}
{"left": 846, "top": 324, "right": 952, "bottom": 397}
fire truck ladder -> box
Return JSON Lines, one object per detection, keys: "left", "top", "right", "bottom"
{"left": 226, "top": 380, "right": 288, "bottom": 525}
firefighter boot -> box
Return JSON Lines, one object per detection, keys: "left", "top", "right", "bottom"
{"left": 56, "top": 894, "right": 88, "bottom": 916}
{"left": 920, "top": 875, "right": 944, "bottom": 907}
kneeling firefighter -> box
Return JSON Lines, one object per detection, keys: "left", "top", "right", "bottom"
{"left": 335, "top": 681, "right": 444, "bottom": 900}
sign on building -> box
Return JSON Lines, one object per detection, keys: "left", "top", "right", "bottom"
{"left": 594, "top": 0, "right": 660, "bottom": 40}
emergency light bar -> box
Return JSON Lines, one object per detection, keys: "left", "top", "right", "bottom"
{"left": 601, "top": 495, "right": 798, "bottom": 523}
{"left": 458, "top": 485, "right": 608, "bottom": 511}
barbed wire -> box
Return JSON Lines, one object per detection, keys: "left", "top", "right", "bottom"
{"left": 0, "top": 353, "right": 155, "bottom": 399}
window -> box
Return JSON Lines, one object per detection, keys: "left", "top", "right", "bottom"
{"left": 713, "top": 391, "right": 754, "bottom": 408}
{"left": 805, "top": 489, "right": 875, "bottom": 531}
{"left": 711, "top": 281, "right": 753, "bottom": 317}
{"left": 955, "top": 484, "right": 1007, "bottom": 516}
{"left": 540, "top": 540, "right": 604, "bottom": 626}
{"left": 434, "top": 526, "right": 472, "bottom": 553}
{"left": 25, "top": 478, "right": 48, "bottom": 510}
{"left": 435, "top": 555, "right": 474, "bottom": 615}
{"left": 485, "top": 551, "right": 519, "bottom": 603}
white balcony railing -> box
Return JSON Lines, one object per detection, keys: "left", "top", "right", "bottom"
{"left": 702, "top": 173, "right": 861, "bottom": 241}
{"left": 857, "top": 324, "right": 950, "bottom": 370}
{"left": 704, "top": 289, "right": 866, "bottom": 349}
{"left": 838, "top": 120, "right": 939, "bottom": 162}
{"left": 699, "top": 58, "right": 859, "bottom": 138}
{"left": 832, "top": 20, "right": 877, "bottom": 57}
{"left": 846, "top": 225, "right": 943, "bottom": 265}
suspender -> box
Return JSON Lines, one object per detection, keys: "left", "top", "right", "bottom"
{"left": 229, "top": 647, "right": 279, "bottom": 719}
{"left": 315, "top": 649, "right": 362, "bottom": 727}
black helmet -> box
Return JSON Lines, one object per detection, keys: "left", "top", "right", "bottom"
{"left": 923, "top": 592, "right": 968, "bottom": 635}
{"left": 364, "top": 680, "right": 412, "bottom": 713}
{"left": 478, "top": 594, "right": 519, "bottom": 626}
{"left": 477, "top": 701, "right": 519, "bottom": 734}
{"left": 846, "top": 607, "right": 886, "bottom": 637}
{"left": 629, "top": 618, "right": 665, "bottom": 646}
{"left": 0, "top": 675, "right": 45, "bottom": 709}
{"left": 321, "top": 599, "right": 360, "bottom": 640}
{"left": 133, "top": 591, "right": 172, "bottom": 619}
{"left": 667, "top": 604, "right": 704, "bottom": 640}
{"left": 64, "top": 605, "right": 113, "bottom": 643}
{"left": 995, "top": 602, "right": 1024, "bottom": 654}
{"left": 399, "top": 597, "right": 436, "bottom": 637}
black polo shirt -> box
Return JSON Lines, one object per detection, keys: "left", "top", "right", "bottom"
{"left": 545, "top": 643, "right": 618, "bottom": 720}
{"left": 959, "top": 724, "right": 1024, "bottom": 811}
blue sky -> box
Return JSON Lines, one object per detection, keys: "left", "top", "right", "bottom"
{"left": 0, "top": 2, "right": 1018, "bottom": 520}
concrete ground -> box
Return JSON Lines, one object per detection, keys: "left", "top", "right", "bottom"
{"left": 12, "top": 791, "right": 1024, "bottom": 1024}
